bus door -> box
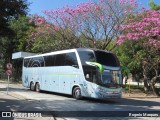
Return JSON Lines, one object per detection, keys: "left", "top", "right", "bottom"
{"left": 22, "top": 67, "right": 30, "bottom": 87}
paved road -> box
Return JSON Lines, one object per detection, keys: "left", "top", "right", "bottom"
{"left": 0, "top": 81, "right": 160, "bottom": 120}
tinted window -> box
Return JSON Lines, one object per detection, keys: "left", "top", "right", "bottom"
{"left": 28, "top": 58, "right": 33, "bottom": 67}
{"left": 44, "top": 55, "right": 55, "bottom": 66}
{"left": 95, "top": 51, "right": 120, "bottom": 67}
{"left": 78, "top": 51, "right": 98, "bottom": 82}
{"left": 83, "top": 66, "right": 98, "bottom": 82}
{"left": 24, "top": 52, "right": 79, "bottom": 67}
{"left": 31, "top": 58, "right": 41, "bottom": 67}
{"left": 65, "top": 52, "right": 79, "bottom": 68}
{"left": 55, "top": 54, "right": 66, "bottom": 66}
{"left": 25, "top": 57, "right": 45, "bottom": 67}
{"left": 78, "top": 51, "right": 95, "bottom": 65}
{"left": 24, "top": 58, "right": 30, "bottom": 67}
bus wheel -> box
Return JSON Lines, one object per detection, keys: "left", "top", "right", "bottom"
{"left": 73, "top": 87, "right": 82, "bottom": 100}
{"left": 35, "top": 83, "right": 40, "bottom": 92}
{"left": 30, "top": 82, "right": 35, "bottom": 91}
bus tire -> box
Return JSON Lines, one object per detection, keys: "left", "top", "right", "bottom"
{"left": 73, "top": 87, "right": 82, "bottom": 100}
{"left": 30, "top": 82, "right": 35, "bottom": 91}
{"left": 35, "top": 83, "right": 40, "bottom": 92}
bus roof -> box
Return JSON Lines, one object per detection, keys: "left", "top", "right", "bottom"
{"left": 24, "top": 48, "right": 113, "bottom": 59}
{"left": 76, "top": 48, "right": 112, "bottom": 53}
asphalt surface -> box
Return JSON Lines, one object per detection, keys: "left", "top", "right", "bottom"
{"left": 0, "top": 81, "right": 160, "bottom": 120}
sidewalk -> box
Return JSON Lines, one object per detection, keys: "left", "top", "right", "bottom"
{"left": 0, "top": 83, "right": 55, "bottom": 120}
{"left": 0, "top": 81, "right": 32, "bottom": 100}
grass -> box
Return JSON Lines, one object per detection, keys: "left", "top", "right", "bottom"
{"left": 122, "top": 84, "right": 144, "bottom": 93}
{"left": 123, "top": 84, "right": 160, "bottom": 95}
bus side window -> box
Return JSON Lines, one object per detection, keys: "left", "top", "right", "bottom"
{"left": 28, "top": 58, "right": 33, "bottom": 67}
{"left": 83, "top": 66, "right": 97, "bottom": 82}
{"left": 65, "top": 52, "right": 79, "bottom": 68}
{"left": 24, "top": 58, "right": 29, "bottom": 67}
{"left": 24, "top": 57, "right": 44, "bottom": 67}
{"left": 45, "top": 55, "right": 56, "bottom": 66}
{"left": 54, "top": 54, "right": 66, "bottom": 66}
{"left": 31, "top": 57, "right": 45, "bottom": 67}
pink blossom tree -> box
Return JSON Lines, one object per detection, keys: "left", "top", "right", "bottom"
{"left": 116, "top": 10, "right": 160, "bottom": 96}
{"left": 27, "top": 15, "right": 80, "bottom": 52}
{"left": 41, "top": 0, "right": 140, "bottom": 50}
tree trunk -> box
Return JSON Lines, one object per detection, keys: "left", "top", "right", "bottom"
{"left": 144, "top": 77, "right": 149, "bottom": 93}
{"left": 150, "top": 76, "right": 160, "bottom": 96}
{"left": 142, "top": 64, "right": 149, "bottom": 93}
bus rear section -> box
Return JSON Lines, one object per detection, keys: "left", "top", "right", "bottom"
{"left": 22, "top": 50, "right": 82, "bottom": 94}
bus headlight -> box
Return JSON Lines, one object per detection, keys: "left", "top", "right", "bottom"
{"left": 98, "top": 88, "right": 120, "bottom": 94}
{"left": 98, "top": 88, "right": 106, "bottom": 93}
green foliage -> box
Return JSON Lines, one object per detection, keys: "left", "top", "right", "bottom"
{"left": 0, "top": 0, "right": 29, "bottom": 37}
{"left": 0, "top": 16, "right": 36, "bottom": 81}
{"left": 27, "top": 22, "right": 81, "bottom": 53}
{"left": 114, "top": 41, "right": 143, "bottom": 79}
{"left": 0, "top": 16, "right": 35, "bottom": 71}
{"left": 149, "top": 0, "right": 160, "bottom": 10}
{"left": 9, "top": 16, "right": 35, "bottom": 51}
{"left": 116, "top": 9, "right": 160, "bottom": 95}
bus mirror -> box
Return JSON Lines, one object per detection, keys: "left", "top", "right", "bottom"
{"left": 86, "top": 74, "right": 89, "bottom": 78}
{"left": 72, "top": 65, "right": 78, "bottom": 68}
{"left": 86, "top": 62, "right": 103, "bottom": 75}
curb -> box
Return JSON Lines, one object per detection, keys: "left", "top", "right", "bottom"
{"left": 9, "top": 91, "right": 30, "bottom": 100}
{"left": 122, "top": 96, "right": 159, "bottom": 99}
{"left": 0, "top": 90, "right": 29, "bottom": 100}
{"left": 0, "top": 83, "right": 33, "bottom": 100}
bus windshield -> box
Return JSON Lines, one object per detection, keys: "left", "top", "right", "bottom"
{"left": 100, "top": 70, "right": 121, "bottom": 87}
{"left": 78, "top": 49, "right": 121, "bottom": 88}
{"left": 95, "top": 51, "right": 120, "bottom": 67}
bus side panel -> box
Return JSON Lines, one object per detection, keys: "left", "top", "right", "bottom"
{"left": 32, "top": 67, "right": 40, "bottom": 84}
{"left": 58, "top": 66, "right": 81, "bottom": 94}
{"left": 41, "top": 67, "right": 59, "bottom": 92}
{"left": 22, "top": 67, "right": 34, "bottom": 88}
{"left": 22, "top": 66, "right": 30, "bottom": 88}
{"left": 49, "top": 67, "right": 59, "bottom": 92}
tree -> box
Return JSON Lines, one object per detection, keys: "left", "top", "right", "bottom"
{"left": 27, "top": 15, "right": 80, "bottom": 53}
{"left": 38, "top": 0, "right": 139, "bottom": 51}
{"left": 0, "top": 16, "right": 35, "bottom": 81}
{"left": 116, "top": 10, "right": 160, "bottom": 96}
{"left": 9, "top": 16, "right": 35, "bottom": 51}
{"left": 0, "top": 0, "right": 29, "bottom": 76}
{"left": 0, "top": 0, "right": 29, "bottom": 78}
{"left": 149, "top": 0, "right": 160, "bottom": 10}
{"left": 115, "top": 41, "right": 143, "bottom": 80}
{"left": 0, "top": 0, "right": 29, "bottom": 37}
{"left": 1, "top": 16, "right": 35, "bottom": 61}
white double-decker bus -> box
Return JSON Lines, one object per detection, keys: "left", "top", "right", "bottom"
{"left": 22, "top": 48, "right": 122, "bottom": 99}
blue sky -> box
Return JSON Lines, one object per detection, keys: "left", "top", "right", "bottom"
{"left": 28, "top": 0, "right": 160, "bottom": 15}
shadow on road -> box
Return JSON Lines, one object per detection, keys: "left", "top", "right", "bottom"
{"left": 0, "top": 85, "right": 160, "bottom": 120}
{"left": 2, "top": 81, "right": 157, "bottom": 120}
{"left": 0, "top": 95, "right": 54, "bottom": 119}
{"left": 39, "top": 90, "right": 160, "bottom": 108}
